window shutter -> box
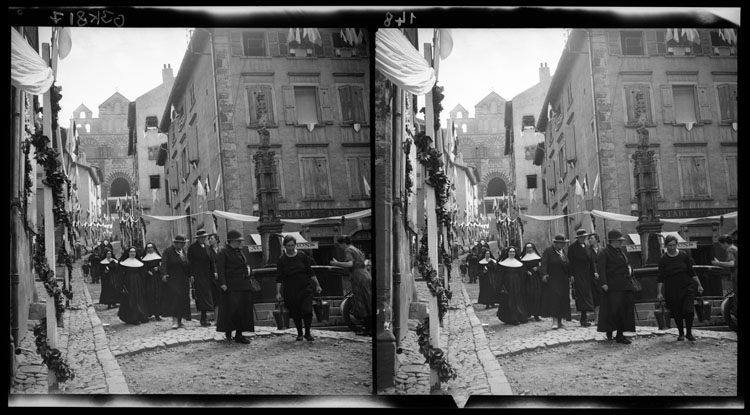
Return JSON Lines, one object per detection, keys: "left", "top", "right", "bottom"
{"left": 169, "top": 161, "right": 178, "bottom": 190}
{"left": 322, "top": 32, "right": 334, "bottom": 57}
{"left": 230, "top": 32, "right": 243, "bottom": 56}
{"left": 318, "top": 87, "right": 334, "bottom": 124}
{"left": 278, "top": 32, "right": 289, "bottom": 56}
{"left": 645, "top": 30, "right": 660, "bottom": 55}
{"left": 314, "top": 158, "right": 330, "bottom": 197}
{"left": 346, "top": 157, "right": 359, "bottom": 196}
{"left": 693, "top": 156, "right": 708, "bottom": 197}
{"left": 660, "top": 85, "right": 674, "bottom": 124}
{"left": 282, "top": 86, "right": 296, "bottom": 125}
{"left": 607, "top": 31, "right": 621, "bottom": 55}
{"left": 301, "top": 158, "right": 316, "bottom": 197}
{"left": 625, "top": 85, "right": 638, "bottom": 125}
{"left": 546, "top": 164, "right": 556, "bottom": 190}
{"left": 268, "top": 30, "right": 280, "bottom": 56}
{"left": 338, "top": 86, "right": 353, "bottom": 124}
{"left": 696, "top": 85, "right": 713, "bottom": 123}
{"left": 189, "top": 128, "right": 199, "bottom": 162}
{"left": 247, "top": 86, "right": 259, "bottom": 126}
{"left": 566, "top": 125, "right": 577, "bottom": 162}
{"left": 359, "top": 157, "right": 371, "bottom": 195}
{"left": 262, "top": 85, "right": 275, "bottom": 125}
{"left": 698, "top": 29, "right": 712, "bottom": 55}
{"left": 726, "top": 155, "right": 737, "bottom": 197}
{"left": 352, "top": 85, "right": 366, "bottom": 123}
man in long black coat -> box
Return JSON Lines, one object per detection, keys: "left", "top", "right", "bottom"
{"left": 216, "top": 230, "right": 254, "bottom": 344}
{"left": 596, "top": 229, "right": 636, "bottom": 344}
{"left": 568, "top": 229, "right": 597, "bottom": 327}
{"left": 188, "top": 229, "right": 214, "bottom": 326}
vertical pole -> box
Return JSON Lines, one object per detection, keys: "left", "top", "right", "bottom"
{"left": 44, "top": 185, "right": 59, "bottom": 392}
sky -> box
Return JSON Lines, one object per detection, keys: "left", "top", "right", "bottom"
{"left": 37, "top": 27, "right": 191, "bottom": 120}
{"left": 417, "top": 28, "right": 569, "bottom": 119}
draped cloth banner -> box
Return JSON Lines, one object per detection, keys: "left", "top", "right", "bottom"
{"left": 11, "top": 28, "right": 54, "bottom": 95}
{"left": 143, "top": 209, "right": 372, "bottom": 225}
{"left": 521, "top": 210, "right": 737, "bottom": 224}
{"left": 375, "top": 28, "right": 436, "bottom": 96}
{"left": 661, "top": 211, "right": 737, "bottom": 224}
{"left": 143, "top": 212, "right": 206, "bottom": 221}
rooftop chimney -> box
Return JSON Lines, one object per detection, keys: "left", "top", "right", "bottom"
{"left": 162, "top": 63, "right": 174, "bottom": 86}
{"left": 539, "top": 62, "right": 551, "bottom": 83}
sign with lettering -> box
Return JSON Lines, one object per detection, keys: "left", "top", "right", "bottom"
{"left": 626, "top": 241, "right": 697, "bottom": 253}
{"left": 629, "top": 207, "right": 736, "bottom": 219}
{"left": 253, "top": 208, "right": 366, "bottom": 220}
{"left": 247, "top": 242, "right": 318, "bottom": 252}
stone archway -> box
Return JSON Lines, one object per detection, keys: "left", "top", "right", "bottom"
{"left": 479, "top": 170, "right": 513, "bottom": 215}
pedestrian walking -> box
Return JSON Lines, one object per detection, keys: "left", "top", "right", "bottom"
{"left": 467, "top": 247, "right": 479, "bottom": 284}
{"left": 459, "top": 260, "right": 468, "bottom": 283}
{"left": 658, "top": 235, "right": 704, "bottom": 341}
{"left": 477, "top": 250, "right": 500, "bottom": 309}
{"left": 98, "top": 249, "right": 120, "bottom": 309}
{"left": 712, "top": 235, "right": 737, "bottom": 316}
{"left": 569, "top": 229, "right": 597, "bottom": 327}
{"left": 216, "top": 230, "right": 255, "bottom": 344}
{"left": 141, "top": 242, "right": 163, "bottom": 321}
{"left": 277, "top": 235, "right": 323, "bottom": 341}
{"left": 90, "top": 240, "right": 106, "bottom": 284}
{"left": 331, "top": 235, "right": 371, "bottom": 335}
{"left": 596, "top": 229, "right": 636, "bottom": 344}
{"left": 540, "top": 234, "right": 572, "bottom": 329}
{"left": 207, "top": 233, "right": 222, "bottom": 323}
{"left": 117, "top": 246, "right": 150, "bottom": 325}
{"left": 496, "top": 246, "right": 528, "bottom": 325}
{"left": 82, "top": 257, "right": 91, "bottom": 283}
{"left": 160, "top": 235, "right": 192, "bottom": 329}
{"left": 587, "top": 233, "right": 603, "bottom": 324}
{"left": 188, "top": 229, "right": 215, "bottom": 327}
{"left": 520, "top": 242, "right": 543, "bottom": 322}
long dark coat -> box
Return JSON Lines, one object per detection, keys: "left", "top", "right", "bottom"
{"left": 467, "top": 252, "right": 479, "bottom": 283}
{"left": 141, "top": 254, "right": 163, "bottom": 318}
{"left": 496, "top": 259, "right": 528, "bottom": 324}
{"left": 159, "top": 245, "right": 192, "bottom": 319}
{"left": 188, "top": 241, "right": 215, "bottom": 311}
{"left": 587, "top": 245, "right": 603, "bottom": 307}
{"left": 521, "top": 256, "right": 543, "bottom": 318}
{"left": 208, "top": 245, "right": 222, "bottom": 308}
{"left": 540, "top": 247, "right": 572, "bottom": 319}
{"left": 216, "top": 246, "right": 254, "bottom": 333}
{"left": 569, "top": 241, "right": 596, "bottom": 312}
{"left": 596, "top": 244, "right": 636, "bottom": 333}
{"left": 117, "top": 260, "right": 150, "bottom": 324}
{"left": 98, "top": 259, "right": 120, "bottom": 305}
{"left": 477, "top": 259, "right": 502, "bottom": 306}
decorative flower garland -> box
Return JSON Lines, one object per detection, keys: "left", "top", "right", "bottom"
{"left": 416, "top": 317, "right": 457, "bottom": 383}
{"left": 33, "top": 234, "right": 66, "bottom": 317}
{"left": 413, "top": 132, "right": 453, "bottom": 228}
{"left": 417, "top": 231, "right": 452, "bottom": 323}
{"left": 403, "top": 135, "right": 414, "bottom": 197}
{"left": 33, "top": 319, "right": 75, "bottom": 383}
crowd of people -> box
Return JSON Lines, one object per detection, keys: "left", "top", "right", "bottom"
{"left": 83, "top": 230, "right": 373, "bottom": 344}
{"left": 459, "top": 229, "right": 733, "bottom": 344}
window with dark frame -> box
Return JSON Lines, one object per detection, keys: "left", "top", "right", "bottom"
{"left": 242, "top": 32, "right": 266, "bottom": 56}
{"left": 620, "top": 30, "right": 645, "bottom": 55}
{"left": 300, "top": 156, "right": 331, "bottom": 198}
{"left": 527, "top": 175, "right": 538, "bottom": 189}
{"left": 338, "top": 85, "right": 367, "bottom": 124}
{"left": 522, "top": 115, "right": 535, "bottom": 130}
{"left": 150, "top": 175, "right": 161, "bottom": 189}
{"left": 678, "top": 155, "right": 709, "bottom": 198}
{"left": 716, "top": 84, "right": 738, "bottom": 123}
{"left": 294, "top": 86, "right": 320, "bottom": 125}
{"left": 145, "top": 116, "right": 159, "bottom": 131}
{"left": 331, "top": 31, "right": 368, "bottom": 57}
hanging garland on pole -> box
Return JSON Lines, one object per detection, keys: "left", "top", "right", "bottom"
{"left": 33, "top": 318, "right": 75, "bottom": 383}
{"left": 33, "top": 234, "right": 66, "bottom": 318}
{"left": 416, "top": 317, "right": 457, "bottom": 383}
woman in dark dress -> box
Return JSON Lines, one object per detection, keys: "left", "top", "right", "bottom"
{"left": 496, "top": 246, "right": 528, "bottom": 325}
{"left": 477, "top": 250, "right": 500, "bottom": 308}
{"left": 331, "top": 235, "right": 371, "bottom": 335}
{"left": 117, "top": 246, "right": 150, "bottom": 325}
{"left": 277, "top": 235, "right": 323, "bottom": 341}
{"left": 657, "top": 235, "right": 704, "bottom": 341}
{"left": 521, "top": 242, "right": 543, "bottom": 322}
{"left": 540, "top": 234, "right": 572, "bottom": 329}
{"left": 160, "top": 235, "right": 192, "bottom": 329}
{"left": 141, "top": 242, "right": 163, "bottom": 321}
{"left": 98, "top": 249, "right": 120, "bottom": 309}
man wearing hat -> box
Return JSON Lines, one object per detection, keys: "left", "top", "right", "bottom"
{"left": 188, "top": 229, "right": 215, "bottom": 327}
{"left": 540, "top": 234, "right": 572, "bottom": 329}
{"left": 568, "top": 229, "right": 597, "bottom": 327}
{"left": 596, "top": 229, "right": 637, "bottom": 344}
{"left": 160, "top": 235, "right": 192, "bottom": 329}
{"left": 215, "top": 230, "right": 255, "bottom": 344}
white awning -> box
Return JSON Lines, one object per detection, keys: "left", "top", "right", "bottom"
{"left": 628, "top": 232, "right": 686, "bottom": 246}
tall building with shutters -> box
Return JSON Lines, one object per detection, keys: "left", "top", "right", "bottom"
{"left": 536, "top": 28, "right": 737, "bottom": 265}
{"left": 158, "top": 28, "right": 371, "bottom": 264}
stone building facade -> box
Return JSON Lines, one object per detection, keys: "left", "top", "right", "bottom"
{"left": 158, "top": 28, "right": 371, "bottom": 265}
{"left": 537, "top": 28, "right": 737, "bottom": 265}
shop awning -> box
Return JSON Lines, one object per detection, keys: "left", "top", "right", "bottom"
{"left": 626, "top": 231, "right": 696, "bottom": 252}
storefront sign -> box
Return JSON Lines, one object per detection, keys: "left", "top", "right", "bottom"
{"left": 625, "top": 241, "right": 697, "bottom": 253}
{"left": 253, "top": 208, "right": 365, "bottom": 220}
{"left": 247, "top": 241, "right": 318, "bottom": 252}
{"left": 629, "top": 207, "right": 736, "bottom": 219}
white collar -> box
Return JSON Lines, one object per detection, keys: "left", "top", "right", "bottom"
{"left": 120, "top": 258, "right": 144, "bottom": 268}
{"left": 521, "top": 253, "right": 541, "bottom": 261}
{"left": 666, "top": 249, "right": 679, "bottom": 257}
{"left": 100, "top": 258, "right": 117, "bottom": 264}
{"left": 478, "top": 258, "right": 494, "bottom": 264}
{"left": 499, "top": 258, "right": 523, "bottom": 268}
{"left": 284, "top": 249, "right": 298, "bottom": 257}
{"left": 141, "top": 252, "right": 161, "bottom": 261}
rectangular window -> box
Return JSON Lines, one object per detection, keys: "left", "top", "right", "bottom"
{"left": 527, "top": 175, "right": 537, "bottom": 189}
{"left": 300, "top": 156, "right": 331, "bottom": 198}
{"left": 338, "top": 85, "right": 367, "bottom": 124}
{"left": 620, "top": 31, "right": 645, "bottom": 55}
{"left": 294, "top": 86, "right": 320, "bottom": 125}
{"left": 189, "top": 84, "right": 196, "bottom": 108}
{"left": 181, "top": 148, "right": 189, "bottom": 178}
{"left": 655, "top": 30, "right": 667, "bottom": 54}
{"left": 558, "top": 146, "right": 566, "bottom": 179}
{"left": 673, "top": 86, "right": 698, "bottom": 126}
{"left": 148, "top": 145, "right": 160, "bottom": 160}
{"left": 246, "top": 85, "right": 276, "bottom": 126}
{"left": 725, "top": 154, "right": 737, "bottom": 198}
{"left": 716, "top": 84, "right": 738, "bottom": 123}
{"left": 346, "top": 156, "right": 371, "bottom": 198}
{"left": 150, "top": 175, "right": 161, "bottom": 189}
{"left": 243, "top": 32, "right": 266, "bottom": 56}
{"left": 625, "top": 84, "right": 654, "bottom": 125}
{"left": 522, "top": 115, "right": 535, "bottom": 130}
{"left": 331, "top": 31, "right": 368, "bottom": 57}
{"left": 145, "top": 116, "right": 158, "bottom": 131}
{"left": 567, "top": 83, "right": 573, "bottom": 106}
{"left": 524, "top": 145, "right": 537, "bottom": 160}
{"left": 710, "top": 30, "right": 737, "bottom": 56}
{"left": 678, "top": 155, "right": 709, "bottom": 198}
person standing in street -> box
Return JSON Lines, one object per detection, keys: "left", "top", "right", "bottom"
{"left": 713, "top": 235, "right": 737, "bottom": 317}
{"left": 467, "top": 247, "right": 479, "bottom": 284}
{"left": 331, "top": 235, "right": 371, "bottom": 335}
{"left": 496, "top": 246, "right": 528, "bottom": 325}
{"left": 216, "top": 230, "right": 255, "bottom": 344}
{"left": 117, "top": 246, "right": 150, "bottom": 325}
{"left": 521, "top": 242, "right": 543, "bottom": 322}
{"left": 207, "top": 233, "right": 222, "bottom": 324}
{"left": 160, "top": 235, "right": 192, "bottom": 329}
{"left": 141, "top": 242, "right": 163, "bottom": 321}
{"left": 597, "top": 229, "right": 636, "bottom": 344}
{"left": 477, "top": 250, "right": 501, "bottom": 309}
{"left": 98, "top": 249, "right": 120, "bottom": 309}
{"left": 540, "top": 234, "right": 572, "bottom": 329}
{"left": 657, "top": 235, "right": 704, "bottom": 341}
{"left": 278, "top": 235, "right": 323, "bottom": 341}
{"left": 188, "top": 229, "right": 215, "bottom": 327}
{"left": 569, "top": 229, "right": 597, "bottom": 327}
{"left": 587, "top": 233, "right": 603, "bottom": 324}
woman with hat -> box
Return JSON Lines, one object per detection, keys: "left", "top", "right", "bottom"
{"left": 188, "top": 229, "right": 216, "bottom": 327}
{"left": 568, "top": 229, "right": 597, "bottom": 327}
{"left": 117, "top": 246, "right": 150, "bottom": 325}
{"left": 520, "top": 242, "right": 543, "bottom": 322}
{"left": 496, "top": 246, "right": 528, "bottom": 325}
{"left": 141, "top": 242, "right": 163, "bottom": 321}
{"left": 160, "top": 235, "right": 192, "bottom": 329}
{"left": 657, "top": 234, "right": 703, "bottom": 341}
{"left": 277, "top": 234, "right": 323, "bottom": 341}
{"left": 596, "top": 229, "right": 637, "bottom": 344}
{"left": 216, "top": 230, "right": 255, "bottom": 344}
{"left": 540, "top": 234, "right": 572, "bottom": 329}
{"left": 98, "top": 249, "right": 120, "bottom": 309}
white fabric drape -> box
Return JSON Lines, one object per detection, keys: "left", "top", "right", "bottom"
{"left": 590, "top": 209, "right": 639, "bottom": 222}
{"left": 376, "top": 29, "right": 436, "bottom": 96}
{"left": 11, "top": 28, "right": 54, "bottom": 95}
